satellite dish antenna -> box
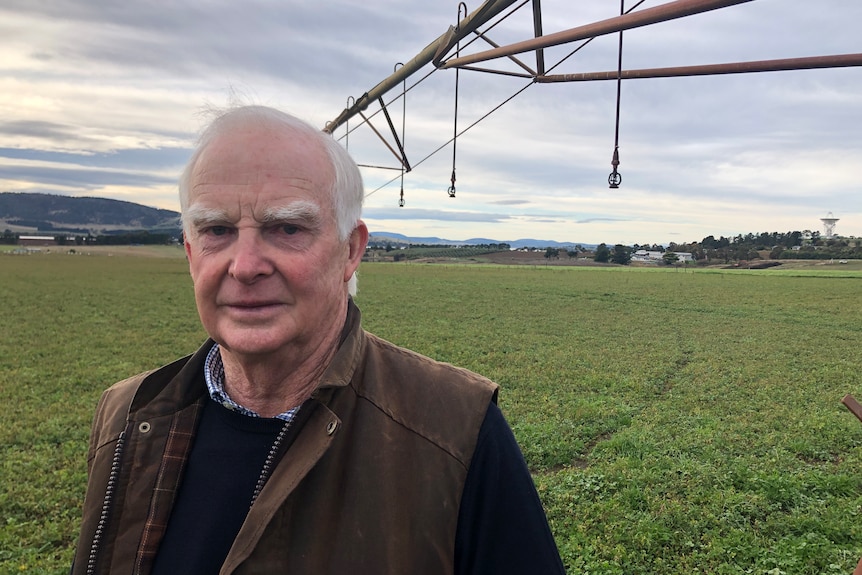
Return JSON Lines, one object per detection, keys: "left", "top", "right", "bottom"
{"left": 820, "top": 212, "right": 839, "bottom": 239}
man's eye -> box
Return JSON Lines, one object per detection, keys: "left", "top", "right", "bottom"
{"left": 282, "top": 225, "right": 299, "bottom": 235}
{"left": 208, "top": 226, "right": 230, "bottom": 236}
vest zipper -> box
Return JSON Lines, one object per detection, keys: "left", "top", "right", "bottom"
{"left": 249, "top": 418, "right": 292, "bottom": 510}
{"left": 86, "top": 430, "right": 126, "bottom": 575}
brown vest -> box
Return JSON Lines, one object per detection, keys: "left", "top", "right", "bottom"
{"left": 74, "top": 303, "right": 498, "bottom": 574}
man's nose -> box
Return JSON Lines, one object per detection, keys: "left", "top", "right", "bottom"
{"left": 228, "top": 231, "right": 274, "bottom": 283}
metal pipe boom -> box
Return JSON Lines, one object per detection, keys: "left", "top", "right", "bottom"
{"left": 536, "top": 53, "right": 862, "bottom": 82}
{"left": 440, "top": 0, "right": 755, "bottom": 69}
{"left": 323, "top": 0, "right": 521, "bottom": 133}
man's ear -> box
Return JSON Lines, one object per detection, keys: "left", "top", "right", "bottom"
{"left": 344, "top": 221, "right": 369, "bottom": 282}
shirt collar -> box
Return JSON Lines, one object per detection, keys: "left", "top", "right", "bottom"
{"left": 204, "top": 344, "right": 299, "bottom": 423}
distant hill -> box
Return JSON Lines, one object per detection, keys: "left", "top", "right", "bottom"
{"left": 0, "top": 192, "right": 588, "bottom": 248}
{"left": 369, "top": 231, "right": 594, "bottom": 250}
{"left": 0, "top": 192, "right": 181, "bottom": 234}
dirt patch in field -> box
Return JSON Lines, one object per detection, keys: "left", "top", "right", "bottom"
{"left": 11, "top": 245, "right": 189, "bottom": 258}
{"left": 477, "top": 251, "right": 614, "bottom": 267}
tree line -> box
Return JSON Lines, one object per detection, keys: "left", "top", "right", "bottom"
{"left": 5, "top": 226, "right": 859, "bottom": 264}
{"left": 579, "top": 230, "right": 862, "bottom": 265}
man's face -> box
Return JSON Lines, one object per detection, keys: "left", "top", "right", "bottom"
{"left": 183, "top": 125, "right": 366, "bottom": 361}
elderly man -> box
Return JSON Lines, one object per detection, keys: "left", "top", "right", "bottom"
{"left": 73, "top": 105, "right": 565, "bottom": 574}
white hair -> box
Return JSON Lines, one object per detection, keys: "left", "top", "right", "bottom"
{"left": 179, "top": 105, "right": 364, "bottom": 294}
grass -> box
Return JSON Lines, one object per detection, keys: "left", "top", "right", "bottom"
{"left": 2, "top": 254, "right": 862, "bottom": 573}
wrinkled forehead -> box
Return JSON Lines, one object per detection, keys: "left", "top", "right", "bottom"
{"left": 189, "top": 125, "right": 335, "bottom": 206}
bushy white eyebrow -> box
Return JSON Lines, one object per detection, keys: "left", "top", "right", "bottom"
{"left": 262, "top": 201, "right": 323, "bottom": 227}
{"left": 185, "top": 205, "right": 230, "bottom": 229}
{"left": 184, "top": 201, "right": 324, "bottom": 232}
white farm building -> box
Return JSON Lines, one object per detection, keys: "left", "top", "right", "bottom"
{"left": 631, "top": 250, "right": 694, "bottom": 264}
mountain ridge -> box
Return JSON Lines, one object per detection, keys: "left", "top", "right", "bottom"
{"left": 0, "top": 192, "right": 180, "bottom": 233}
{"left": 0, "top": 192, "right": 590, "bottom": 248}
{"left": 369, "top": 231, "right": 594, "bottom": 250}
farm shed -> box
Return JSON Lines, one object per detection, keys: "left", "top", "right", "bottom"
{"left": 18, "top": 235, "right": 56, "bottom": 247}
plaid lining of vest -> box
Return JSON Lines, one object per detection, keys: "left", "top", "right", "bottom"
{"left": 133, "top": 395, "right": 206, "bottom": 573}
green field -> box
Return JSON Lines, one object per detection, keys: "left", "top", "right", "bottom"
{"left": 2, "top": 254, "right": 862, "bottom": 574}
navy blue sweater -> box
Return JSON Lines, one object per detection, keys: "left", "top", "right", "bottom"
{"left": 152, "top": 400, "right": 565, "bottom": 574}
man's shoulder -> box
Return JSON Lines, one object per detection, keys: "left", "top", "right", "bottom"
{"left": 96, "top": 368, "right": 159, "bottom": 422}
{"left": 350, "top": 331, "right": 499, "bottom": 464}
{"left": 105, "top": 368, "right": 158, "bottom": 396}
{"left": 94, "top": 353, "right": 197, "bottom": 430}
{"left": 102, "top": 354, "right": 192, "bottom": 404}
{"left": 362, "top": 331, "right": 498, "bottom": 397}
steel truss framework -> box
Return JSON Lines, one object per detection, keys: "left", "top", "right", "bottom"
{"left": 322, "top": 0, "right": 862, "bottom": 193}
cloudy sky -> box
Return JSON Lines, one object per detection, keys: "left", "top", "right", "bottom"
{"left": 1, "top": 0, "right": 860, "bottom": 245}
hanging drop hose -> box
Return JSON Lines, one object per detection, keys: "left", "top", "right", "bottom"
{"left": 448, "top": 2, "right": 468, "bottom": 198}
{"left": 447, "top": 60, "right": 459, "bottom": 198}
{"left": 395, "top": 63, "right": 407, "bottom": 207}
{"left": 608, "top": 0, "right": 624, "bottom": 189}
{"left": 344, "top": 96, "right": 354, "bottom": 152}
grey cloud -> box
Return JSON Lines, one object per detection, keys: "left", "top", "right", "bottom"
{"left": 575, "top": 217, "right": 628, "bottom": 224}
{"left": 362, "top": 207, "right": 510, "bottom": 223}
{"left": 0, "top": 121, "right": 79, "bottom": 141}
{"left": 0, "top": 147, "right": 191, "bottom": 173}
{"left": 490, "top": 200, "right": 530, "bottom": 206}
{"left": 4, "top": 2, "right": 445, "bottom": 90}
{"left": 0, "top": 164, "right": 176, "bottom": 188}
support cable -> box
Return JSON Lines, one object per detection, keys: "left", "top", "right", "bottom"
{"left": 336, "top": 66, "right": 435, "bottom": 147}
{"left": 359, "top": 0, "right": 855, "bottom": 199}
{"left": 365, "top": 79, "right": 534, "bottom": 198}
{"left": 364, "top": 0, "right": 645, "bottom": 199}
{"left": 544, "top": 0, "right": 646, "bottom": 75}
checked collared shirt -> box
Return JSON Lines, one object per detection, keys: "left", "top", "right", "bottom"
{"left": 203, "top": 343, "right": 300, "bottom": 423}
